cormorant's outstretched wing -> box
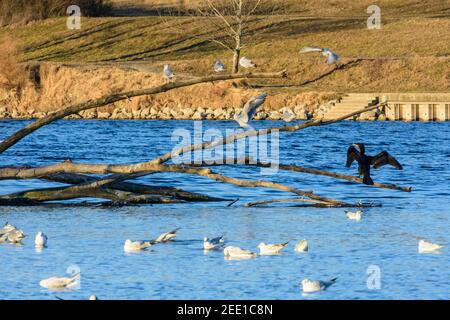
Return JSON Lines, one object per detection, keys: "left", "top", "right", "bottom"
{"left": 371, "top": 151, "right": 403, "bottom": 170}
{"left": 346, "top": 146, "right": 360, "bottom": 167}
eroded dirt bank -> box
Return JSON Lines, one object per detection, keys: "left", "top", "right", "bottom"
{"left": 0, "top": 62, "right": 340, "bottom": 120}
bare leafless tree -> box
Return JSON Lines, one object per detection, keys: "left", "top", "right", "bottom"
{"left": 200, "top": 0, "right": 280, "bottom": 73}
{"left": 163, "top": 0, "right": 282, "bottom": 73}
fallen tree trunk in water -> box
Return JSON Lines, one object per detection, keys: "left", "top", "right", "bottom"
{"left": 42, "top": 172, "right": 227, "bottom": 202}
{"left": 0, "top": 70, "right": 403, "bottom": 207}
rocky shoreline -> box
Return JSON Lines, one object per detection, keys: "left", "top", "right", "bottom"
{"left": 0, "top": 103, "right": 339, "bottom": 121}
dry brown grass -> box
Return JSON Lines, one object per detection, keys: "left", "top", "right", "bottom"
{"left": 0, "top": 0, "right": 111, "bottom": 26}
{"left": 0, "top": 34, "right": 28, "bottom": 91}
{"left": 111, "top": 0, "right": 449, "bottom": 16}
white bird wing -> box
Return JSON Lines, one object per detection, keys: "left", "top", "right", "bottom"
{"left": 299, "top": 46, "right": 323, "bottom": 53}
{"left": 242, "top": 97, "right": 260, "bottom": 121}
{"left": 155, "top": 228, "right": 179, "bottom": 242}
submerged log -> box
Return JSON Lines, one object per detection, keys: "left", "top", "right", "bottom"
{"left": 244, "top": 198, "right": 382, "bottom": 208}
{"left": 0, "top": 184, "right": 182, "bottom": 204}
{"left": 42, "top": 172, "right": 227, "bottom": 202}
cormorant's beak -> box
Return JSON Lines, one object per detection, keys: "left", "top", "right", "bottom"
{"left": 352, "top": 144, "right": 360, "bottom": 151}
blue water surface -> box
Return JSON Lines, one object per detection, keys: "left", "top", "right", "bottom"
{"left": 0, "top": 120, "right": 448, "bottom": 300}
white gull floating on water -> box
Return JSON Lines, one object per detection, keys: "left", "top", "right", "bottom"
{"left": 418, "top": 239, "right": 444, "bottom": 253}
{"left": 224, "top": 246, "right": 257, "bottom": 259}
{"left": 257, "top": 242, "right": 289, "bottom": 255}
{"left": 345, "top": 210, "right": 363, "bottom": 221}
{"left": 35, "top": 231, "right": 48, "bottom": 248}
{"left": 40, "top": 273, "right": 80, "bottom": 291}
{"left": 123, "top": 239, "right": 155, "bottom": 252}
{"left": 204, "top": 235, "right": 225, "bottom": 250}
{"left": 294, "top": 239, "right": 308, "bottom": 253}
{"left": 301, "top": 278, "right": 337, "bottom": 293}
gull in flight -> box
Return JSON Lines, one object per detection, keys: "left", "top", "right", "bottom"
{"left": 35, "top": 231, "right": 48, "bottom": 248}
{"left": 155, "top": 228, "right": 180, "bottom": 243}
{"left": 224, "top": 246, "right": 257, "bottom": 259}
{"left": 257, "top": 242, "right": 289, "bottom": 255}
{"left": 214, "top": 60, "right": 225, "bottom": 72}
{"left": 239, "top": 56, "right": 257, "bottom": 69}
{"left": 163, "top": 64, "right": 175, "bottom": 81}
{"left": 123, "top": 239, "right": 156, "bottom": 252}
{"left": 281, "top": 109, "right": 296, "bottom": 123}
{"left": 299, "top": 46, "right": 340, "bottom": 65}
{"left": 295, "top": 239, "right": 308, "bottom": 253}
{"left": 301, "top": 278, "right": 337, "bottom": 293}
{"left": 40, "top": 273, "right": 80, "bottom": 291}
{"left": 234, "top": 93, "right": 268, "bottom": 129}
{"left": 345, "top": 210, "right": 363, "bottom": 221}
{"left": 204, "top": 235, "right": 225, "bottom": 250}
{"left": 418, "top": 239, "right": 444, "bottom": 254}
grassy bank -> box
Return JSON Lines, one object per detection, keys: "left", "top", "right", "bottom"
{"left": 4, "top": 0, "right": 448, "bottom": 92}
{"left": 0, "top": 0, "right": 448, "bottom": 117}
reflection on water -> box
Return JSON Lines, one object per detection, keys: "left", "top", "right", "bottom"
{"left": 0, "top": 120, "right": 449, "bottom": 299}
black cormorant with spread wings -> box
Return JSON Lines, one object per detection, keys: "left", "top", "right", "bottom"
{"left": 346, "top": 143, "right": 403, "bottom": 185}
